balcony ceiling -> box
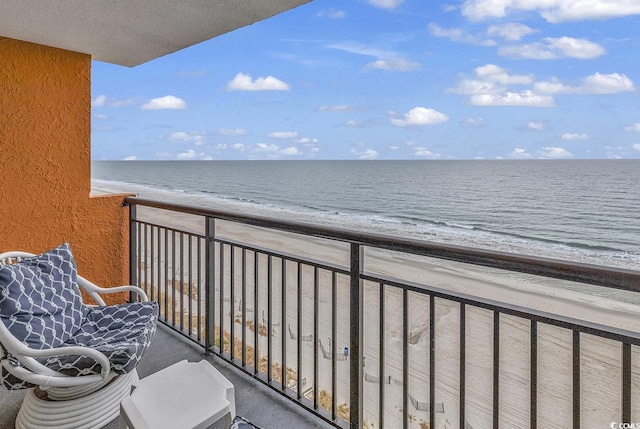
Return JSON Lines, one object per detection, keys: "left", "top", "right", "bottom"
{"left": 0, "top": 0, "right": 312, "bottom": 67}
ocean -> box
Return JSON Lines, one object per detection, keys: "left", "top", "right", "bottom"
{"left": 92, "top": 159, "right": 640, "bottom": 271}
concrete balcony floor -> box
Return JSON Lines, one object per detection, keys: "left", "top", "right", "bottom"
{"left": 0, "top": 324, "right": 334, "bottom": 429}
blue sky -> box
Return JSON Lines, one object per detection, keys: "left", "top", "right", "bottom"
{"left": 91, "top": 0, "right": 640, "bottom": 160}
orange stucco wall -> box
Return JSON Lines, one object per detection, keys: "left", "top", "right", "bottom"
{"left": 0, "top": 37, "right": 129, "bottom": 304}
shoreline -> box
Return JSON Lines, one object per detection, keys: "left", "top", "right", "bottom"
{"left": 91, "top": 178, "right": 640, "bottom": 273}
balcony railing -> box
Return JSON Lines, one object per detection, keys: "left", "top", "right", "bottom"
{"left": 125, "top": 196, "right": 640, "bottom": 429}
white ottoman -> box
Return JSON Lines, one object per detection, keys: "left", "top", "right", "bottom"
{"left": 119, "top": 360, "right": 236, "bottom": 429}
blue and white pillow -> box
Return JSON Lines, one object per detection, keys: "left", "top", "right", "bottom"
{"left": 0, "top": 243, "right": 87, "bottom": 350}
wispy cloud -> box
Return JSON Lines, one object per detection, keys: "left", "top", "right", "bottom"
{"left": 366, "top": 58, "right": 421, "bottom": 71}
{"left": 368, "top": 0, "right": 405, "bottom": 9}
{"left": 217, "top": 128, "right": 248, "bottom": 136}
{"left": 461, "top": 117, "right": 485, "bottom": 127}
{"left": 141, "top": 95, "right": 186, "bottom": 110}
{"left": 92, "top": 94, "right": 139, "bottom": 108}
{"left": 624, "top": 123, "right": 640, "bottom": 132}
{"left": 327, "top": 41, "right": 420, "bottom": 72}
{"left": 499, "top": 37, "right": 606, "bottom": 59}
{"left": 317, "top": 8, "right": 346, "bottom": 19}
{"left": 268, "top": 131, "right": 299, "bottom": 139}
{"left": 319, "top": 104, "right": 352, "bottom": 112}
{"left": 486, "top": 23, "right": 537, "bottom": 41}
{"left": 227, "top": 73, "right": 290, "bottom": 91}
{"left": 428, "top": 23, "right": 496, "bottom": 46}
{"left": 561, "top": 132, "right": 589, "bottom": 141}
{"left": 527, "top": 121, "right": 546, "bottom": 131}
{"left": 169, "top": 131, "right": 206, "bottom": 145}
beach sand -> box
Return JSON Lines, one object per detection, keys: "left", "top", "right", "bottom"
{"left": 103, "top": 185, "right": 640, "bottom": 429}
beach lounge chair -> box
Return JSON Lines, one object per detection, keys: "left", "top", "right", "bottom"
{"left": 0, "top": 243, "right": 158, "bottom": 429}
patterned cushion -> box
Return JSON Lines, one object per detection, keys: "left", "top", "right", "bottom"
{"left": 0, "top": 243, "right": 87, "bottom": 350}
{"left": 42, "top": 301, "right": 158, "bottom": 376}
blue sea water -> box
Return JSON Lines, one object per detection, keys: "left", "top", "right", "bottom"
{"left": 91, "top": 159, "right": 640, "bottom": 271}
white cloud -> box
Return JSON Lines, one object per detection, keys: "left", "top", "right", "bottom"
{"left": 94, "top": 113, "right": 108, "bottom": 120}
{"left": 449, "top": 64, "right": 555, "bottom": 107}
{"left": 509, "top": 147, "right": 532, "bottom": 159}
{"left": 123, "top": 155, "right": 137, "bottom": 161}
{"left": 561, "top": 132, "right": 589, "bottom": 141}
{"left": 461, "top": 0, "right": 640, "bottom": 22}
{"left": 499, "top": 37, "right": 605, "bottom": 59}
{"left": 449, "top": 65, "right": 632, "bottom": 108}
{"left": 142, "top": 95, "right": 186, "bottom": 110}
{"left": 298, "top": 137, "right": 319, "bottom": 144}
{"left": 368, "top": 0, "right": 404, "bottom": 9}
{"left": 475, "top": 64, "right": 533, "bottom": 85}
{"left": 214, "top": 144, "right": 227, "bottom": 150}
{"left": 625, "top": 123, "right": 640, "bottom": 132}
{"left": 357, "top": 148, "right": 379, "bottom": 159}
{"left": 486, "top": 22, "right": 537, "bottom": 41}
{"left": 535, "top": 73, "right": 635, "bottom": 95}
{"left": 527, "top": 121, "right": 546, "bottom": 131}
{"left": 255, "top": 143, "right": 280, "bottom": 153}
{"left": 428, "top": 23, "right": 496, "bottom": 46}
{"left": 268, "top": 131, "right": 299, "bottom": 139}
{"left": 169, "top": 131, "right": 206, "bottom": 145}
{"left": 366, "top": 58, "right": 421, "bottom": 71}
{"left": 217, "top": 128, "right": 248, "bottom": 136}
{"left": 389, "top": 145, "right": 400, "bottom": 150}
{"left": 317, "top": 8, "right": 346, "bottom": 18}
{"left": 227, "top": 73, "right": 290, "bottom": 91}
{"left": 177, "top": 149, "right": 196, "bottom": 160}
{"left": 461, "top": 117, "right": 485, "bottom": 127}
{"left": 448, "top": 78, "right": 502, "bottom": 95}
{"left": 538, "top": 146, "right": 574, "bottom": 158}
{"left": 281, "top": 147, "right": 301, "bottom": 156}
{"left": 92, "top": 95, "right": 107, "bottom": 107}
{"left": 415, "top": 147, "right": 435, "bottom": 157}
{"left": 390, "top": 107, "right": 449, "bottom": 127}
{"left": 345, "top": 119, "right": 365, "bottom": 127}
{"left": 471, "top": 91, "right": 555, "bottom": 107}
{"left": 232, "top": 143, "right": 246, "bottom": 151}
{"left": 633, "top": 144, "right": 640, "bottom": 151}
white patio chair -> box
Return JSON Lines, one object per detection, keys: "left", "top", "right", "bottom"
{"left": 0, "top": 243, "right": 158, "bottom": 429}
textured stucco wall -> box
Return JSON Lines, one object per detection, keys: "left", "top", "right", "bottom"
{"left": 0, "top": 37, "right": 129, "bottom": 304}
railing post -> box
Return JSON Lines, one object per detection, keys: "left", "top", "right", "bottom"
{"left": 128, "top": 201, "right": 137, "bottom": 303}
{"left": 349, "top": 243, "right": 363, "bottom": 429}
{"left": 205, "top": 216, "right": 216, "bottom": 354}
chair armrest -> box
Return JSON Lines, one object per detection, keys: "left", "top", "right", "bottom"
{"left": 14, "top": 344, "right": 111, "bottom": 381}
{"left": 93, "top": 285, "right": 149, "bottom": 301}
{"left": 77, "top": 276, "right": 149, "bottom": 305}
